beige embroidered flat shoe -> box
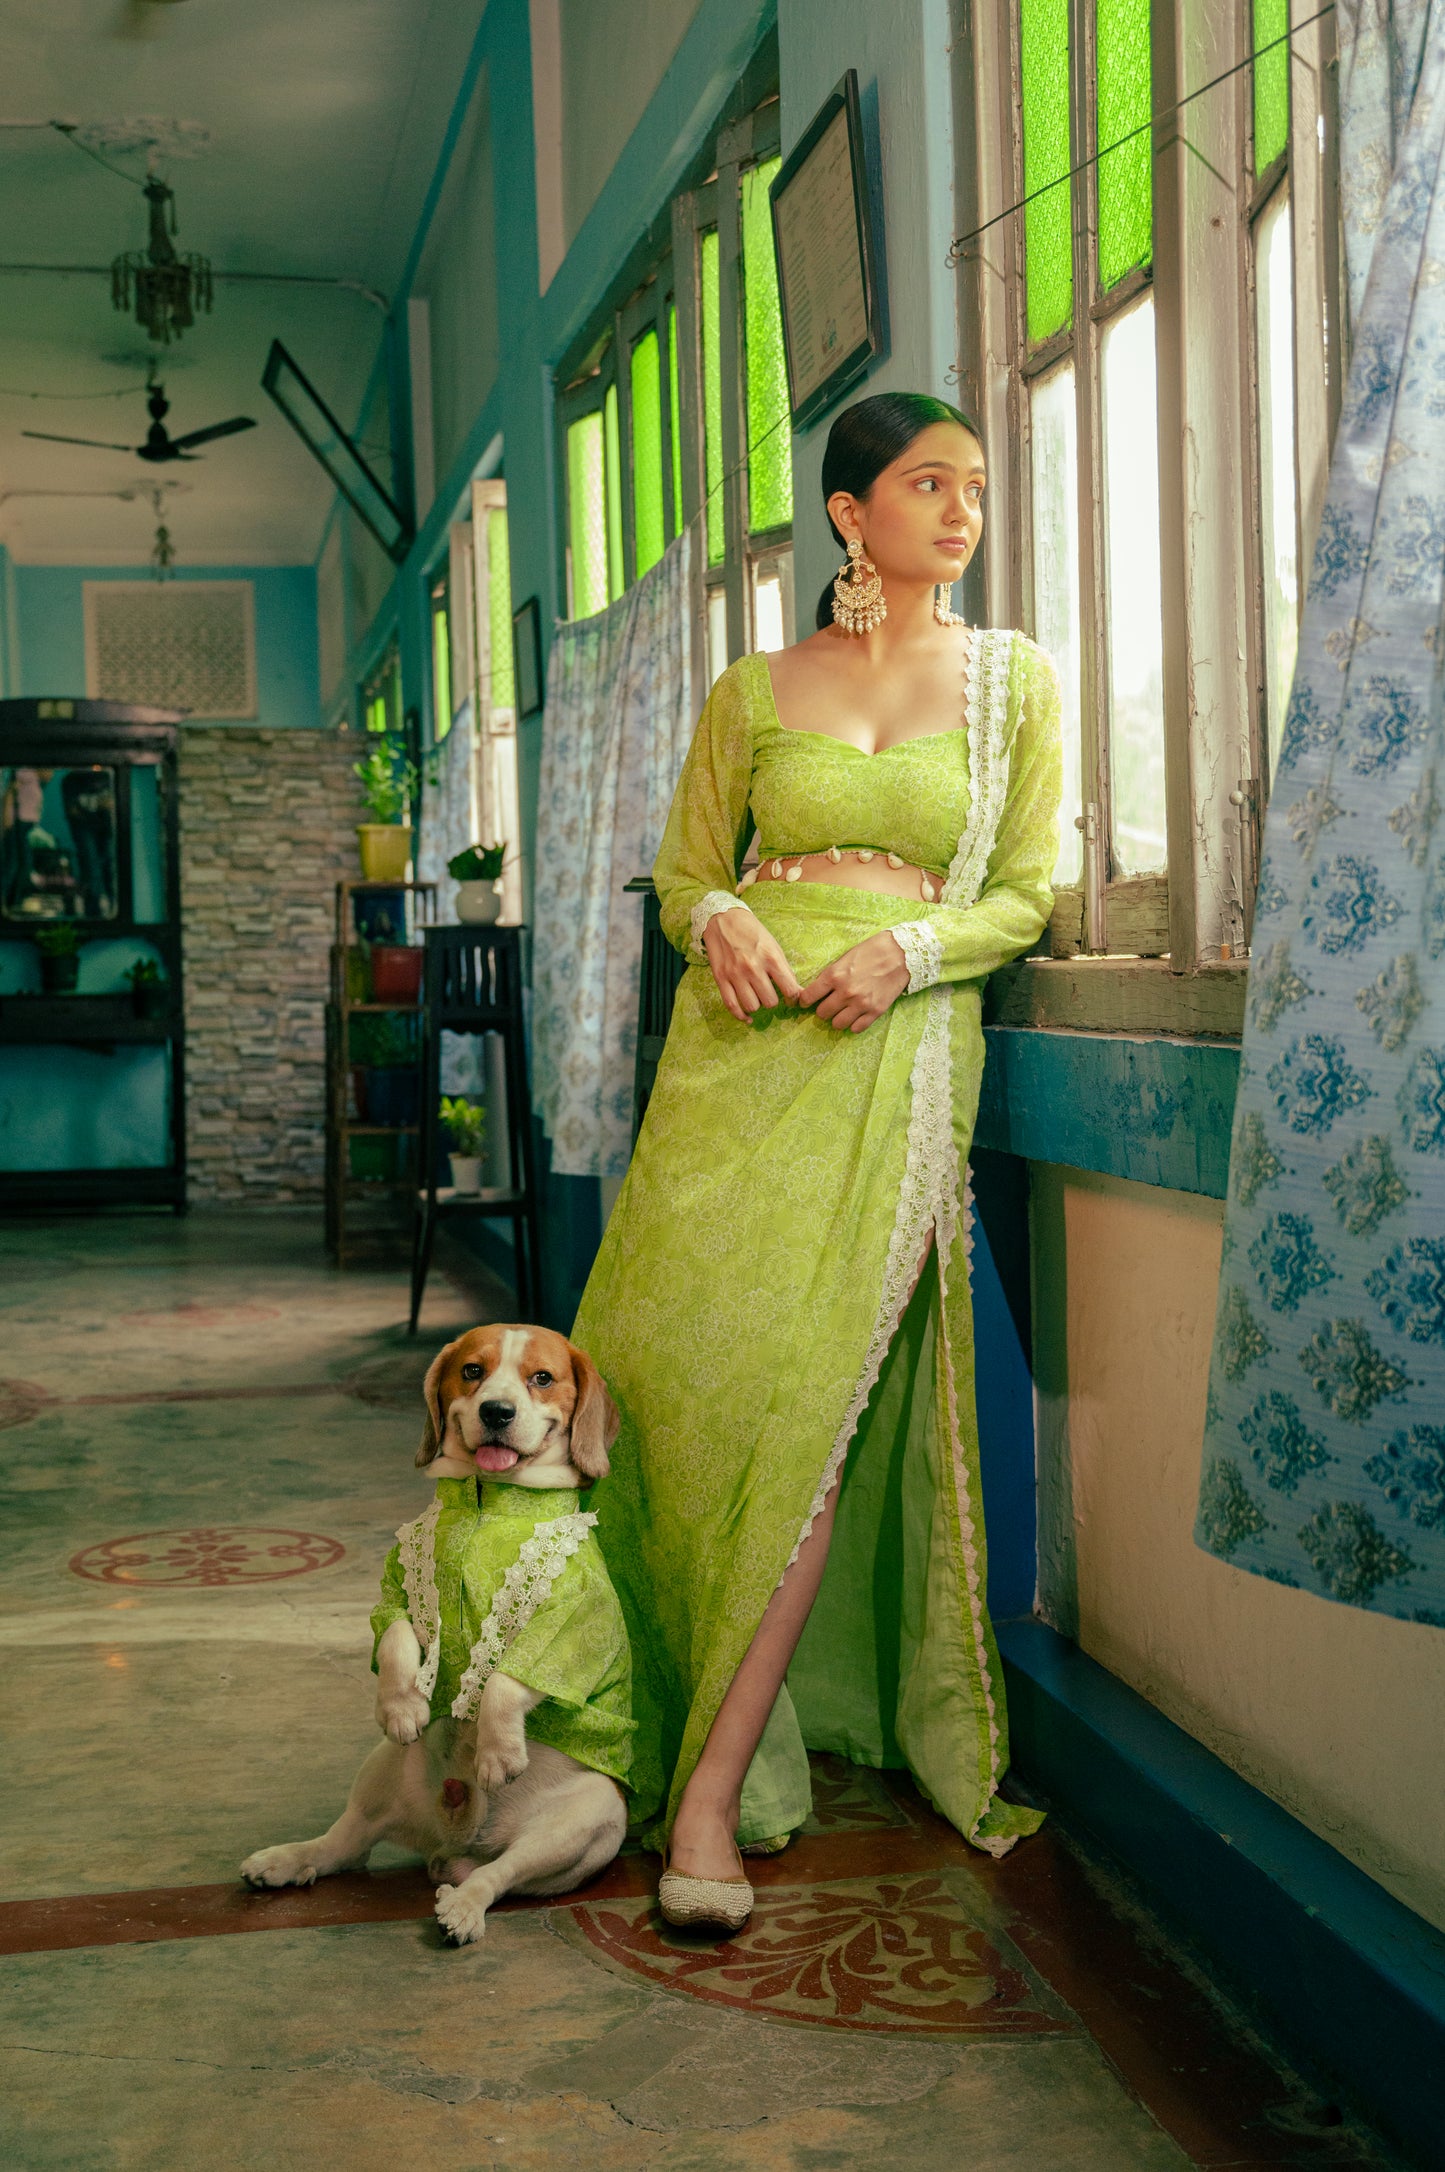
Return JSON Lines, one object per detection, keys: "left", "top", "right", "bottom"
{"left": 658, "top": 1846, "right": 754, "bottom": 1933}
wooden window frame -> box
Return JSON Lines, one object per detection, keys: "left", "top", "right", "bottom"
{"left": 554, "top": 83, "right": 792, "bottom": 694}
{"left": 966, "top": 0, "right": 1343, "bottom": 1026}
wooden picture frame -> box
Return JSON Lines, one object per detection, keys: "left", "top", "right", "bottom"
{"left": 512, "top": 595, "right": 544, "bottom": 718}
{"left": 768, "top": 70, "right": 882, "bottom": 432}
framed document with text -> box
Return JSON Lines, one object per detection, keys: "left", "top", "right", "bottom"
{"left": 768, "top": 71, "right": 881, "bottom": 432}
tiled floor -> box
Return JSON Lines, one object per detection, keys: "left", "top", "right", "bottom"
{"left": 0, "top": 1214, "right": 1414, "bottom": 2171}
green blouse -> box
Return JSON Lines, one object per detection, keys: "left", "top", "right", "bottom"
{"left": 654, "top": 635, "right": 1061, "bottom": 985}
{"left": 370, "top": 1477, "right": 634, "bottom": 1788}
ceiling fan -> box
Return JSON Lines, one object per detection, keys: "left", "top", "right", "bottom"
{"left": 22, "top": 375, "right": 256, "bottom": 465}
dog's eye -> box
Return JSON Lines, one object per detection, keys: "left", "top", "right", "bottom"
{"left": 530, "top": 1370, "right": 554, "bottom": 1388}
{"left": 461, "top": 1363, "right": 483, "bottom": 1382}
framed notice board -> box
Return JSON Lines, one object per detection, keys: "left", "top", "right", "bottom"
{"left": 768, "top": 70, "right": 882, "bottom": 431}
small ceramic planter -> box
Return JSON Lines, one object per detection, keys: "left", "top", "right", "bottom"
{"left": 455, "top": 880, "right": 502, "bottom": 925}
{"left": 39, "top": 956, "right": 80, "bottom": 994}
{"left": 448, "top": 1154, "right": 482, "bottom": 1193}
{"left": 369, "top": 946, "right": 424, "bottom": 1003}
{"left": 357, "top": 824, "right": 414, "bottom": 882}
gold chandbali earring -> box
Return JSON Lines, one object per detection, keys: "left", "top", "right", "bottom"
{"left": 934, "top": 583, "right": 963, "bottom": 626}
{"left": 832, "top": 537, "right": 886, "bottom": 634}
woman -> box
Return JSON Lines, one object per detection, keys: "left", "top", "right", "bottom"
{"left": 572, "top": 391, "right": 1062, "bottom": 1928}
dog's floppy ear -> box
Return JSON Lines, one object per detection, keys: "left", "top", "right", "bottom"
{"left": 567, "top": 1345, "right": 620, "bottom": 1480}
{"left": 416, "top": 1342, "right": 455, "bottom": 1467}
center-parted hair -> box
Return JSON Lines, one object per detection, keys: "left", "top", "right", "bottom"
{"left": 814, "top": 391, "right": 984, "bottom": 630}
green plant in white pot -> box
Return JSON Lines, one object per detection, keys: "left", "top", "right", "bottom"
{"left": 448, "top": 842, "right": 506, "bottom": 924}
{"left": 439, "top": 1095, "right": 486, "bottom": 1193}
{"left": 353, "top": 740, "right": 418, "bottom": 882}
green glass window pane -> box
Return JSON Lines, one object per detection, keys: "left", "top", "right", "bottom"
{"left": 630, "top": 329, "right": 665, "bottom": 578}
{"left": 701, "top": 226, "right": 724, "bottom": 565}
{"left": 742, "top": 157, "right": 794, "bottom": 534}
{"left": 1020, "top": 0, "right": 1073, "bottom": 342}
{"left": 432, "top": 595, "right": 452, "bottom": 742}
{"left": 1096, "top": 0, "right": 1152, "bottom": 291}
{"left": 1253, "top": 0, "right": 1289, "bottom": 171}
{"left": 604, "top": 381, "right": 624, "bottom": 601}
{"left": 667, "top": 301, "right": 683, "bottom": 537}
{"left": 567, "top": 411, "right": 607, "bottom": 617}
{"left": 487, "top": 505, "right": 514, "bottom": 709}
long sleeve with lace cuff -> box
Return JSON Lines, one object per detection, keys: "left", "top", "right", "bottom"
{"left": 901, "top": 639, "right": 1062, "bottom": 987}
{"left": 653, "top": 660, "right": 758, "bottom": 963}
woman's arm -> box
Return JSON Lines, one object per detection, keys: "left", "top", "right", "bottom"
{"left": 653, "top": 659, "right": 802, "bottom": 1018}
{"left": 889, "top": 637, "right": 1063, "bottom": 991}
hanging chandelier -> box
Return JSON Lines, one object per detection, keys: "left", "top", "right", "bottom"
{"left": 112, "top": 175, "right": 212, "bottom": 344}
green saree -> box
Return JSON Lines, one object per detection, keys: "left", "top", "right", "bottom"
{"left": 572, "top": 631, "right": 1061, "bottom": 1856}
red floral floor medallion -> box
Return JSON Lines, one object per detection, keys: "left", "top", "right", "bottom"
{"left": 69, "top": 1526, "right": 345, "bottom": 1588}
{"left": 563, "top": 1874, "right": 1071, "bottom": 2036}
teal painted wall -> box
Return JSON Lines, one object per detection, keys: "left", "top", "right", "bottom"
{"left": 10, "top": 565, "right": 320, "bottom": 727}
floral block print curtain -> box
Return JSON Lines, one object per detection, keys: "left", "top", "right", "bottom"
{"left": 417, "top": 696, "right": 478, "bottom": 898}
{"left": 532, "top": 533, "right": 694, "bottom": 1178}
{"left": 1196, "top": 2, "right": 1445, "bottom": 1621}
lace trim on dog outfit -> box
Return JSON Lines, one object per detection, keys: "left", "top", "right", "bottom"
{"left": 450, "top": 1512, "right": 599, "bottom": 1720}
{"left": 690, "top": 889, "right": 751, "bottom": 963}
{"left": 397, "top": 1495, "right": 444, "bottom": 1704}
{"left": 891, "top": 921, "right": 944, "bottom": 993}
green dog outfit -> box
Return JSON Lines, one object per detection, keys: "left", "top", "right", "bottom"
{"left": 370, "top": 1477, "right": 634, "bottom": 1787}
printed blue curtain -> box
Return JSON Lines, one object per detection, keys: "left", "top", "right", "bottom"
{"left": 531, "top": 533, "right": 694, "bottom": 1179}
{"left": 1196, "top": 1, "right": 1445, "bottom": 1622}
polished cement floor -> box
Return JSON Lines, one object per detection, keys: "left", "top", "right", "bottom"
{"left": 0, "top": 1213, "right": 1413, "bottom": 2172}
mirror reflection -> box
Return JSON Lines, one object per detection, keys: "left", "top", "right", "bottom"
{"left": 1, "top": 765, "right": 119, "bottom": 920}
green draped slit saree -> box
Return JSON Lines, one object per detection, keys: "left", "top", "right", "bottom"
{"left": 572, "top": 630, "right": 1062, "bottom": 1857}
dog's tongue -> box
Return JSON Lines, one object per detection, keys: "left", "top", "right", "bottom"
{"left": 474, "top": 1445, "right": 520, "bottom": 1472}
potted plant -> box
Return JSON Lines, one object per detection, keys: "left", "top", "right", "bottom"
{"left": 448, "top": 843, "right": 507, "bottom": 925}
{"left": 34, "top": 922, "right": 81, "bottom": 994}
{"left": 353, "top": 739, "right": 418, "bottom": 883}
{"left": 439, "top": 1095, "right": 486, "bottom": 1193}
{"left": 124, "top": 957, "right": 168, "bottom": 1020}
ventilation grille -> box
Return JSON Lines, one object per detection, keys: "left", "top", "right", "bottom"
{"left": 83, "top": 581, "right": 257, "bottom": 719}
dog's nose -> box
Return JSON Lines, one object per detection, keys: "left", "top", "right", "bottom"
{"left": 478, "top": 1400, "right": 515, "bottom": 1431}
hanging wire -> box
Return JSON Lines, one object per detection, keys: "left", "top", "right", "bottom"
{"left": 48, "top": 122, "right": 147, "bottom": 189}
{"left": 949, "top": 3, "right": 1337, "bottom": 264}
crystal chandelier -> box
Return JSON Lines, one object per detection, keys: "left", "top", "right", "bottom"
{"left": 112, "top": 176, "right": 212, "bottom": 344}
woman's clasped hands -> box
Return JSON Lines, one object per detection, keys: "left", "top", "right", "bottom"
{"left": 702, "top": 909, "right": 910, "bottom": 1033}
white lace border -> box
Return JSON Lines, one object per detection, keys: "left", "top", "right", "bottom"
{"left": 393, "top": 1503, "right": 598, "bottom": 1720}
{"left": 780, "top": 985, "right": 1006, "bottom": 1853}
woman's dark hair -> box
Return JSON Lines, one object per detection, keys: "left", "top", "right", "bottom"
{"left": 813, "top": 391, "right": 984, "bottom": 630}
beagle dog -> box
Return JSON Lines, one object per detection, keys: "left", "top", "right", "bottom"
{"left": 241, "top": 1325, "right": 629, "bottom": 1945}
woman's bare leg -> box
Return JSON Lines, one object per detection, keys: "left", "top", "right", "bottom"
{"left": 667, "top": 1481, "right": 840, "bottom": 1881}
{"left": 669, "top": 1239, "right": 936, "bottom": 1883}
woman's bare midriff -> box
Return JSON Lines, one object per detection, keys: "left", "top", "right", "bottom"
{"left": 743, "top": 848, "right": 944, "bottom": 904}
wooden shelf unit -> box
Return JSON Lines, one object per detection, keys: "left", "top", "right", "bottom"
{"left": 324, "top": 878, "right": 438, "bottom": 1264}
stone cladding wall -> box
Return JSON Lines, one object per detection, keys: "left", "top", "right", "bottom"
{"left": 179, "top": 729, "right": 363, "bottom": 1203}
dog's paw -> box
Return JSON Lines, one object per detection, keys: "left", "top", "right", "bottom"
{"left": 435, "top": 1877, "right": 491, "bottom": 1946}
{"left": 474, "top": 1729, "right": 529, "bottom": 1793}
{"left": 240, "top": 1843, "right": 320, "bottom": 1889}
{"left": 377, "top": 1682, "right": 431, "bottom": 1744}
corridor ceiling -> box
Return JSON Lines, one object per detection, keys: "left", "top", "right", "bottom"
{"left": 0, "top": 0, "right": 487, "bottom": 565}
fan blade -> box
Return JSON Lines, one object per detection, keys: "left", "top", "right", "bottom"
{"left": 167, "top": 415, "right": 257, "bottom": 451}
{"left": 21, "top": 430, "right": 135, "bottom": 451}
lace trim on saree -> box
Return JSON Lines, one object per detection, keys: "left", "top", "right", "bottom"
{"left": 450, "top": 1511, "right": 598, "bottom": 1720}
{"left": 782, "top": 982, "right": 1008, "bottom": 1851}
{"left": 941, "top": 629, "right": 1016, "bottom": 910}
{"left": 397, "top": 1495, "right": 444, "bottom": 1704}
{"left": 690, "top": 890, "right": 751, "bottom": 963}
{"left": 785, "top": 985, "right": 955, "bottom": 1569}
{"left": 891, "top": 921, "right": 943, "bottom": 993}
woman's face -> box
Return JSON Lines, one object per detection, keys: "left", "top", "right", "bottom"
{"left": 827, "top": 420, "right": 986, "bottom": 588}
